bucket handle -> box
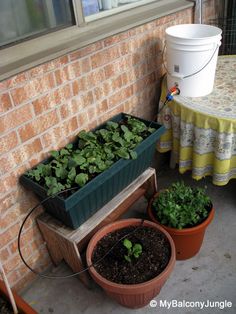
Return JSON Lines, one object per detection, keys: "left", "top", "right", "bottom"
{"left": 162, "top": 42, "right": 220, "bottom": 79}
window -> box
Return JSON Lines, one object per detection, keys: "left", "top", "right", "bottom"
{"left": 0, "top": 0, "right": 158, "bottom": 48}
{"left": 82, "top": 0, "right": 158, "bottom": 21}
{"left": 0, "top": 0, "right": 193, "bottom": 81}
{"left": 0, "top": 0, "right": 75, "bottom": 48}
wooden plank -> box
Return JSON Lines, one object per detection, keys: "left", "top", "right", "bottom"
{"left": 77, "top": 187, "right": 146, "bottom": 250}
{"left": 37, "top": 167, "right": 156, "bottom": 242}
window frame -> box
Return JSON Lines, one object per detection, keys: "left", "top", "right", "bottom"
{"left": 0, "top": 0, "right": 193, "bottom": 81}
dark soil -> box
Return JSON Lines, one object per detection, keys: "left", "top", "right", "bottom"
{"left": 0, "top": 296, "right": 14, "bottom": 314}
{"left": 92, "top": 226, "right": 171, "bottom": 284}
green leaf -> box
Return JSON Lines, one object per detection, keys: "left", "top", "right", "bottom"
{"left": 60, "top": 149, "right": 70, "bottom": 156}
{"left": 66, "top": 143, "right": 73, "bottom": 150}
{"left": 75, "top": 173, "right": 89, "bottom": 187}
{"left": 112, "top": 132, "right": 124, "bottom": 146}
{"left": 123, "top": 239, "right": 132, "bottom": 250}
{"left": 106, "top": 121, "right": 118, "bottom": 130}
{"left": 124, "top": 255, "right": 131, "bottom": 263}
{"left": 73, "top": 155, "right": 86, "bottom": 166}
{"left": 68, "top": 167, "right": 76, "bottom": 181}
{"left": 55, "top": 166, "right": 68, "bottom": 179}
{"left": 148, "top": 127, "right": 156, "bottom": 133}
{"left": 50, "top": 150, "right": 59, "bottom": 159}
{"left": 115, "top": 148, "right": 130, "bottom": 159}
{"left": 133, "top": 244, "right": 142, "bottom": 258}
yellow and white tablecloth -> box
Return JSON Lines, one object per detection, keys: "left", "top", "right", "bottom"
{"left": 157, "top": 55, "right": 236, "bottom": 186}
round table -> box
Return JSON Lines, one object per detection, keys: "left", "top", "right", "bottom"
{"left": 157, "top": 55, "right": 236, "bottom": 186}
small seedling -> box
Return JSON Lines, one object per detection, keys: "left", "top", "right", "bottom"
{"left": 123, "top": 238, "right": 142, "bottom": 262}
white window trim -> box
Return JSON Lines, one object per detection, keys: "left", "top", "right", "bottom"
{"left": 0, "top": 0, "right": 193, "bottom": 81}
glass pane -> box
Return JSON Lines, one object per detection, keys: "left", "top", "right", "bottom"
{"left": 0, "top": 0, "right": 74, "bottom": 47}
{"left": 82, "top": 0, "right": 156, "bottom": 17}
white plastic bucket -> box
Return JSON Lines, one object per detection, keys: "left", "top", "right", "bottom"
{"left": 165, "top": 24, "right": 222, "bottom": 97}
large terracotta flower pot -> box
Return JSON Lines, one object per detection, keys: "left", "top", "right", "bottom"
{"left": 86, "top": 218, "right": 175, "bottom": 309}
{"left": 147, "top": 193, "right": 215, "bottom": 260}
{"left": 0, "top": 280, "right": 37, "bottom": 314}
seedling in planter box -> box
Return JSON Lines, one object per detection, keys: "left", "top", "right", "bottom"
{"left": 123, "top": 238, "right": 142, "bottom": 262}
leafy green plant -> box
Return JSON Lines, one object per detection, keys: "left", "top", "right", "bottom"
{"left": 152, "top": 181, "right": 211, "bottom": 229}
{"left": 26, "top": 115, "right": 155, "bottom": 196}
{"left": 123, "top": 238, "right": 142, "bottom": 262}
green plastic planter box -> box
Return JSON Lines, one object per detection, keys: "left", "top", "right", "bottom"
{"left": 20, "top": 113, "right": 165, "bottom": 229}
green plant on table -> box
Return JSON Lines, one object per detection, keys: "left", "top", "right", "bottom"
{"left": 123, "top": 238, "right": 142, "bottom": 262}
{"left": 152, "top": 181, "right": 211, "bottom": 229}
{"left": 26, "top": 116, "right": 156, "bottom": 196}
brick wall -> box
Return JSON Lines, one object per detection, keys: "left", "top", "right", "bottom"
{"left": 0, "top": 8, "right": 193, "bottom": 292}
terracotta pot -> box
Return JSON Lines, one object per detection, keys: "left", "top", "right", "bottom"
{"left": 86, "top": 218, "right": 175, "bottom": 309}
{"left": 147, "top": 193, "right": 215, "bottom": 260}
{"left": 0, "top": 279, "right": 37, "bottom": 314}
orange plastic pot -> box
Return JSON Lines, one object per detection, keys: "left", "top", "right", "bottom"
{"left": 0, "top": 280, "right": 37, "bottom": 314}
{"left": 147, "top": 193, "right": 215, "bottom": 260}
{"left": 86, "top": 218, "right": 175, "bottom": 309}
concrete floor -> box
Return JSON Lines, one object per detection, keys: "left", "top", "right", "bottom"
{"left": 22, "top": 165, "right": 236, "bottom": 314}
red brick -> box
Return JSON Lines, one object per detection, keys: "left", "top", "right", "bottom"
{"left": 80, "top": 58, "right": 91, "bottom": 74}
{"left": 32, "top": 94, "right": 56, "bottom": 115}
{"left": 54, "top": 84, "right": 71, "bottom": 104}
{"left": 0, "top": 248, "right": 10, "bottom": 262}
{"left": 1, "top": 222, "right": 21, "bottom": 247}
{"left": 5, "top": 73, "right": 28, "bottom": 88}
{"left": 111, "top": 75, "right": 123, "bottom": 91}
{"left": 77, "top": 112, "right": 88, "bottom": 128}
{"left": 67, "top": 62, "right": 81, "bottom": 79}
{"left": 0, "top": 93, "right": 12, "bottom": 113}
{"left": 41, "top": 126, "right": 63, "bottom": 149}
{"left": 59, "top": 99, "right": 80, "bottom": 120}
{"left": 2, "top": 209, "right": 20, "bottom": 231}
{"left": 104, "top": 32, "right": 129, "bottom": 47}
{"left": 28, "top": 56, "right": 69, "bottom": 77}
{"left": 10, "top": 86, "right": 30, "bottom": 105}
{"left": 81, "top": 91, "right": 94, "bottom": 108}
{"left": 0, "top": 191, "right": 18, "bottom": 215}
{"left": 0, "top": 175, "right": 17, "bottom": 195}
{"left": 0, "top": 131, "right": 18, "bottom": 155}
{"left": 18, "top": 110, "right": 59, "bottom": 142}
{"left": 72, "top": 77, "right": 87, "bottom": 95}
{"left": 0, "top": 81, "right": 7, "bottom": 92}
{"left": 104, "top": 63, "right": 116, "bottom": 79}
{"left": 87, "top": 120, "right": 98, "bottom": 130}
{"left": 93, "top": 82, "right": 111, "bottom": 101}
{"left": 87, "top": 106, "right": 97, "bottom": 121}
{"left": 6, "top": 271, "right": 20, "bottom": 286}
{"left": 33, "top": 73, "right": 55, "bottom": 95}
{"left": 86, "top": 68, "right": 105, "bottom": 89}
{"left": 0, "top": 155, "right": 15, "bottom": 176}
{"left": 0, "top": 104, "right": 33, "bottom": 134}
{"left": 11, "top": 73, "right": 55, "bottom": 105}
{"left": 3, "top": 254, "right": 23, "bottom": 274}
{"left": 96, "top": 100, "right": 108, "bottom": 116}
{"left": 69, "top": 42, "right": 103, "bottom": 60}
{"left": 63, "top": 116, "right": 78, "bottom": 136}
{"left": 119, "top": 41, "right": 132, "bottom": 55}
{"left": 54, "top": 67, "right": 70, "bottom": 85}
{"left": 108, "top": 86, "right": 133, "bottom": 108}
{"left": 13, "top": 271, "right": 36, "bottom": 292}
{"left": 91, "top": 46, "right": 120, "bottom": 69}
